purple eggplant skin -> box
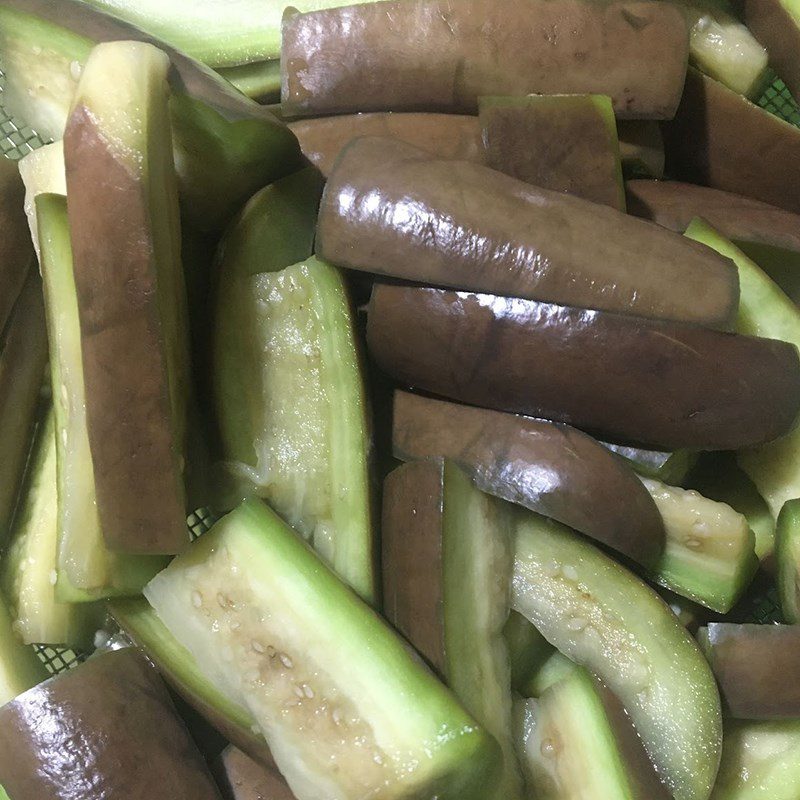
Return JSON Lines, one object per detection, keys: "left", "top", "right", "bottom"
{"left": 367, "top": 284, "right": 800, "bottom": 452}
{"left": 697, "top": 624, "right": 800, "bottom": 720}
{"left": 0, "top": 157, "right": 33, "bottom": 337}
{"left": 732, "top": 1, "right": 800, "bottom": 102}
{"left": 214, "top": 746, "right": 295, "bottom": 800}
{"left": 317, "top": 137, "right": 738, "bottom": 328}
{"left": 288, "top": 113, "right": 485, "bottom": 177}
{"left": 0, "top": 648, "right": 222, "bottom": 800}
{"left": 281, "top": 0, "right": 689, "bottom": 119}
{"left": 662, "top": 69, "right": 800, "bottom": 215}
{"left": 392, "top": 391, "right": 665, "bottom": 568}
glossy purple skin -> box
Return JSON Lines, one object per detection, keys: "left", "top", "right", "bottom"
{"left": 392, "top": 391, "right": 665, "bottom": 567}
{"left": 700, "top": 624, "right": 800, "bottom": 719}
{"left": 367, "top": 284, "right": 800, "bottom": 451}
{"left": 0, "top": 648, "right": 221, "bottom": 800}
{"left": 316, "top": 137, "right": 738, "bottom": 327}
{"left": 282, "top": 0, "right": 689, "bottom": 119}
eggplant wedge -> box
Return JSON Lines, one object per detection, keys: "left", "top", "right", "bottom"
{"left": 710, "top": 718, "right": 800, "bottom": 800}
{"left": 65, "top": 41, "right": 190, "bottom": 554}
{"left": 318, "top": 137, "right": 738, "bottom": 327}
{"left": 0, "top": 648, "right": 222, "bottom": 799}
{"left": 733, "top": 0, "right": 800, "bottom": 101}
{"left": 18, "top": 142, "right": 65, "bottom": 261}
{"left": 368, "top": 284, "right": 800, "bottom": 451}
{"left": 0, "top": 0, "right": 300, "bottom": 230}
{"left": 0, "top": 157, "right": 33, "bottom": 337}
{"left": 140, "top": 499, "right": 497, "bottom": 800}
{"left": 663, "top": 69, "right": 800, "bottom": 214}
{"left": 282, "top": 0, "right": 689, "bottom": 119}
{"left": 602, "top": 443, "right": 697, "bottom": 485}
{"left": 776, "top": 499, "right": 800, "bottom": 622}
{"left": 382, "top": 459, "right": 523, "bottom": 799}
{"left": 627, "top": 180, "right": 800, "bottom": 301}
{"left": 685, "top": 219, "right": 800, "bottom": 521}
{"left": 215, "top": 746, "right": 296, "bottom": 800}
{"left": 697, "top": 624, "right": 800, "bottom": 719}
{"left": 218, "top": 59, "right": 282, "bottom": 103}
{"left": 512, "top": 511, "right": 722, "bottom": 800}
{"left": 0, "top": 593, "right": 47, "bottom": 707}
{"left": 392, "top": 391, "right": 664, "bottom": 567}
{"left": 289, "top": 113, "right": 485, "bottom": 177}
{"left": 0, "top": 271, "right": 48, "bottom": 544}
{"left": 479, "top": 94, "right": 625, "bottom": 210}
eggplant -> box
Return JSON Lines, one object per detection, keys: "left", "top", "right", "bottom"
{"left": 697, "top": 624, "right": 800, "bottom": 720}
{"left": 0, "top": 156, "right": 33, "bottom": 337}
{"left": 0, "top": 648, "right": 222, "bottom": 799}
{"left": 281, "top": 0, "right": 689, "bottom": 119}
{"left": 368, "top": 284, "right": 800, "bottom": 451}
{"left": 733, "top": 0, "right": 800, "bottom": 101}
{"left": 64, "top": 41, "right": 190, "bottom": 554}
{"left": 318, "top": 137, "right": 738, "bottom": 327}
{"left": 479, "top": 94, "right": 625, "bottom": 210}
{"left": 777, "top": 499, "right": 800, "bottom": 623}
{"left": 616, "top": 120, "right": 665, "bottom": 179}
{"left": 392, "top": 390, "right": 665, "bottom": 567}
{"left": 289, "top": 113, "right": 485, "bottom": 177}
{"left": 215, "top": 746, "right": 295, "bottom": 800}
{"left": 663, "top": 69, "right": 800, "bottom": 214}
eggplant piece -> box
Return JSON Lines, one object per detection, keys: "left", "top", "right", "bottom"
{"left": 0, "top": 594, "right": 47, "bottom": 707}
{"left": 478, "top": 94, "right": 625, "bottom": 210}
{"left": 643, "top": 478, "right": 758, "bottom": 612}
{"left": 392, "top": 391, "right": 665, "bottom": 567}
{"left": 602, "top": 443, "right": 697, "bottom": 484}
{"left": 672, "top": 0, "right": 769, "bottom": 98}
{"left": 776, "top": 499, "right": 800, "bottom": 622}
{"left": 18, "top": 142, "right": 65, "bottom": 261}
{"left": 0, "top": 272, "right": 47, "bottom": 544}
{"left": 382, "top": 459, "right": 524, "bottom": 799}
{"left": 219, "top": 59, "right": 281, "bottom": 103}
{"left": 214, "top": 254, "right": 375, "bottom": 603}
{"left": 35, "top": 194, "right": 169, "bottom": 599}
{"left": 369, "top": 284, "right": 800, "bottom": 451}
{"left": 512, "top": 512, "right": 722, "bottom": 800}
{"left": 0, "top": 647, "right": 222, "bottom": 799}
{"left": 0, "top": 409, "right": 102, "bottom": 648}
{"left": 282, "top": 0, "right": 689, "bottom": 119}
{"left": 318, "top": 137, "right": 738, "bottom": 327}
{"left": 141, "top": 499, "right": 498, "bottom": 800}
{"left": 663, "top": 69, "right": 800, "bottom": 214}
{"left": 685, "top": 219, "right": 800, "bottom": 521}
{"left": 617, "top": 121, "right": 665, "bottom": 178}
{"left": 215, "top": 746, "right": 296, "bottom": 800}
{"left": 289, "top": 113, "right": 485, "bottom": 177}
{"left": 733, "top": 1, "right": 800, "bottom": 101}
{"left": 0, "top": 0, "right": 300, "bottom": 231}
{"left": 697, "top": 624, "right": 800, "bottom": 719}
{"left": 65, "top": 40, "right": 190, "bottom": 554}
{"left": 505, "top": 611, "right": 553, "bottom": 694}
{"left": 519, "top": 650, "right": 576, "bottom": 699}
{"left": 710, "top": 718, "right": 800, "bottom": 800}
{"left": 0, "top": 157, "right": 33, "bottom": 338}
{"left": 627, "top": 179, "right": 800, "bottom": 301}
{"left": 514, "top": 669, "right": 672, "bottom": 800}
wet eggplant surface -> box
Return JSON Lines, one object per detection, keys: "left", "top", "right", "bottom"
{"left": 368, "top": 284, "right": 800, "bottom": 451}
{"left": 392, "top": 391, "right": 664, "bottom": 566}
{"left": 317, "top": 137, "right": 738, "bottom": 327}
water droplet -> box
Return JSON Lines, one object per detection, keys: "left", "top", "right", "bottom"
{"left": 69, "top": 60, "right": 82, "bottom": 81}
{"left": 541, "top": 738, "right": 556, "bottom": 757}
{"left": 49, "top": 570, "right": 58, "bottom": 586}
{"left": 563, "top": 565, "right": 579, "bottom": 581}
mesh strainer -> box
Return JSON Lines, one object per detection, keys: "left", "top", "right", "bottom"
{"left": 0, "top": 65, "right": 797, "bottom": 674}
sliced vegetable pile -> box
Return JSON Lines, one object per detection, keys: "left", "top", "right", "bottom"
{"left": 0, "top": 1, "right": 799, "bottom": 799}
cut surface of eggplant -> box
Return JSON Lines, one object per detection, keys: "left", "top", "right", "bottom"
{"left": 382, "top": 459, "right": 523, "bottom": 799}
{"left": 0, "top": 647, "right": 222, "bottom": 800}
{"left": 65, "top": 40, "right": 190, "bottom": 555}
{"left": 282, "top": 0, "right": 690, "bottom": 119}
{"left": 697, "top": 624, "right": 800, "bottom": 719}
{"left": 663, "top": 69, "right": 800, "bottom": 214}
{"left": 479, "top": 94, "right": 625, "bottom": 210}
{"left": 0, "top": 593, "right": 47, "bottom": 706}
{"left": 643, "top": 478, "right": 758, "bottom": 613}
{"left": 318, "top": 137, "right": 738, "bottom": 327}
{"left": 214, "top": 256, "right": 375, "bottom": 603}
{"left": 392, "top": 391, "right": 664, "bottom": 567}
{"left": 143, "top": 499, "right": 497, "bottom": 800}
{"left": 512, "top": 511, "right": 722, "bottom": 800}
{"left": 369, "top": 284, "right": 800, "bottom": 451}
